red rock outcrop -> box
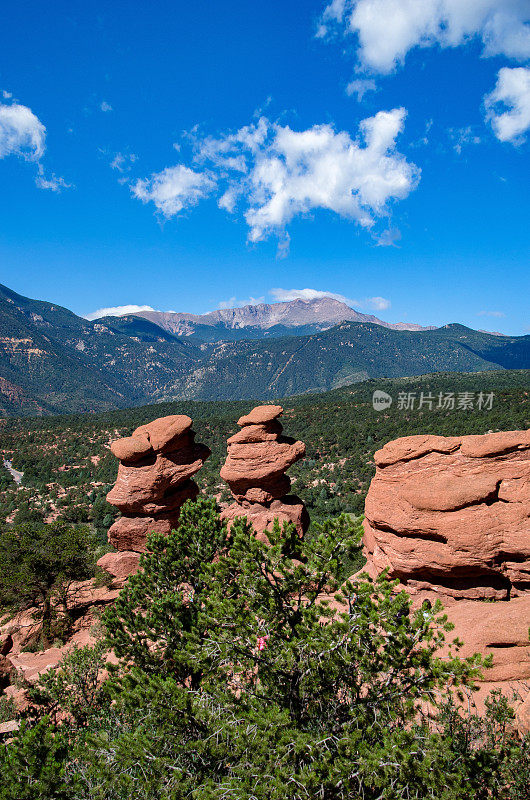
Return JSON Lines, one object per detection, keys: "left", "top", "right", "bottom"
{"left": 104, "top": 415, "right": 210, "bottom": 573}
{"left": 220, "top": 405, "right": 308, "bottom": 541}
{"left": 0, "top": 578, "right": 120, "bottom": 712}
{"left": 362, "top": 429, "right": 530, "bottom": 729}
{"left": 363, "top": 430, "right": 530, "bottom": 601}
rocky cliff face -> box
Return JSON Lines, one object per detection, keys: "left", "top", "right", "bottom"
{"left": 362, "top": 429, "right": 530, "bottom": 730}
{"left": 220, "top": 405, "right": 308, "bottom": 541}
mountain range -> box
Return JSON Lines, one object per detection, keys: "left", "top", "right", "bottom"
{"left": 102, "top": 297, "right": 436, "bottom": 342}
{"left": 0, "top": 282, "right": 529, "bottom": 416}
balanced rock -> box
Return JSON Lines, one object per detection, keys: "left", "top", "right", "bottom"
{"left": 105, "top": 415, "right": 210, "bottom": 562}
{"left": 220, "top": 405, "right": 308, "bottom": 541}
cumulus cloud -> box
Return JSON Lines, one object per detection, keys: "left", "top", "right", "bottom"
{"left": 131, "top": 165, "right": 216, "bottom": 218}
{"left": 0, "top": 98, "right": 69, "bottom": 191}
{"left": 318, "top": 0, "right": 530, "bottom": 73}
{"left": 131, "top": 111, "right": 418, "bottom": 248}
{"left": 0, "top": 101, "right": 46, "bottom": 160}
{"left": 84, "top": 304, "right": 157, "bottom": 321}
{"left": 485, "top": 66, "right": 530, "bottom": 142}
{"left": 241, "top": 111, "right": 417, "bottom": 243}
{"left": 100, "top": 101, "right": 113, "bottom": 112}
{"left": 366, "top": 296, "right": 391, "bottom": 310}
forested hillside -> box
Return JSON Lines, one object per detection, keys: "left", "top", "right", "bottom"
{"left": 1, "top": 283, "right": 529, "bottom": 416}
{"left": 1, "top": 370, "right": 528, "bottom": 534}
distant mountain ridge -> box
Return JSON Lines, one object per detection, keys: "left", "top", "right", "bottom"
{"left": 119, "top": 297, "right": 436, "bottom": 341}
{"left": 1, "top": 282, "right": 529, "bottom": 416}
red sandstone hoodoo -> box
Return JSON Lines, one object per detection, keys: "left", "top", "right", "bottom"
{"left": 103, "top": 414, "right": 211, "bottom": 577}
{"left": 220, "top": 404, "right": 308, "bottom": 540}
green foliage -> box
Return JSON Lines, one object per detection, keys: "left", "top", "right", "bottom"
{"left": 0, "top": 500, "right": 528, "bottom": 799}
{"left": 84, "top": 501, "right": 529, "bottom": 797}
{"left": 0, "top": 521, "right": 99, "bottom": 646}
{"left": 30, "top": 641, "right": 108, "bottom": 727}
{"left": 0, "top": 695, "right": 16, "bottom": 723}
{"left": 2, "top": 369, "right": 528, "bottom": 528}
{"left": 0, "top": 718, "right": 74, "bottom": 800}
{"left": 103, "top": 497, "right": 228, "bottom": 686}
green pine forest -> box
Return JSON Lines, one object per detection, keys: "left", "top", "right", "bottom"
{"left": 1, "top": 369, "right": 528, "bottom": 533}
{"left": 0, "top": 369, "right": 529, "bottom": 798}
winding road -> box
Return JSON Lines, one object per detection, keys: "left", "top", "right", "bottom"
{"left": 3, "top": 459, "right": 24, "bottom": 485}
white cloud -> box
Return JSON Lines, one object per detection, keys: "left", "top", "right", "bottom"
{"left": 0, "top": 98, "right": 69, "bottom": 191}
{"left": 131, "top": 111, "right": 418, "bottom": 247}
{"left": 34, "top": 169, "right": 71, "bottom": 192}
{"left": 100, "top": 101, "right": 113, "bottom": 112}
{"left": 270, "top": 288, "right": 352, "bottom": 304}
{"left": 217, "top": 295, "right": 265, "bottom": 310}
{"left": 485, "top": 66, "right": 530, "bottom": 142}
{"left": 346, "top": 78, "right": 377, "bottom": 100}
{"left": 318, "top": 0, "right": 530, "bottom": 73}
{"left": 449, "top": 126, "right": 482, "bottom": 154}
{"left": 110, "top": 152, "right": 137, "bottom": 183}
{"left": 84, "top": 304, "right": 157, "bottom": 321}
{"left": 217, "top": 297, "right": 237, "bottom": 310}
{"left": 131, "top": 165, "right": 216, "bottom": 218}
{"left": 366, "top": 296, "right": 391, "bottom": 310}
{"left": 477, "top": 310, "right": 506, "bottom": 318}
{"left": 244, "top": 110, "right": 418, "bottom": 243}
{"left": 269, "top": 288, "right": 391, "bottom": 311}
{"left": 217, "top": 111, "right": 417, "bottom": 245}
{"left": 0, "top": 101, "right": 46, "bottom": 160}
{"left": 375, "top": 227, "right": 401, "bottom": 246}
{"left": 2, "top": 90, "right": 12, "bottom": 99}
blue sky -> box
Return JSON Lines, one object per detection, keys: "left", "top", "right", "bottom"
{"left": 0, "top": 0, "right": 529, "bottom": 333}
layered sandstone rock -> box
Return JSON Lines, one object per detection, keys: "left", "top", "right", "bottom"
{"left": 102, "top": 415, "right": 210, "bottom": 576}
{"left": 362, "top": 429, "right": 530, "bottom": 730}
{"left": 220, "top": 405, "right": 308, "bottom": 540}
{"left": 363, "top": 430, "right": 530, "bottom": 600}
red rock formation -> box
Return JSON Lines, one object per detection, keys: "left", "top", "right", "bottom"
{"left": 103, "top": 415, "right": 210, "bottom": 576}
{"left": 362, "top": 429, "right": 530, "bottom": 730}
{"left": 363, "top": 430, "right": 530, "bottom": 601}
{"left": 0, "top": 579, "right": 120, "bottom": 708}
{"left": 220, "top": 405, "right": 308, "bottom": 540}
